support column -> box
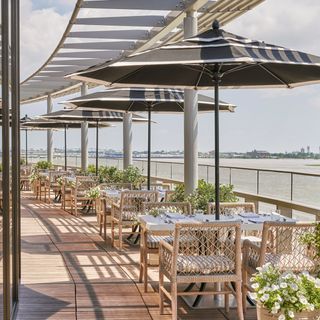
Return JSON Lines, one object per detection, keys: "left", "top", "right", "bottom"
{"left": 47, "top": 94, "right": 53, "bottom": 163}
{"left": 123, "top": 112, "right": 133, "bottom": 169}
{"left": 81, "top": 82, "right": 89, "bottom": 171}
{"left": 184, "top": 11, "right": 198, "bottom": 195}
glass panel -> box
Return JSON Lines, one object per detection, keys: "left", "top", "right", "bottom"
{"left": 292, "top": 174, "right": 320, "bottom": 207}
{"left": 259, "top": 171, "right": 291, "bottom": 200}
{"left": 229, "top": 168, "right": 257, "bottom": 193}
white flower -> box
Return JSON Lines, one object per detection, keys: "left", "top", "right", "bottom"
{"left": 308, "top": 304, "right": 315, "bottom": 311}
{"left": 288, "top": 310, "right": 295, "bottom": 318}
{"left": 280, "top": 282, "right": 288, "bottom": 289}
{"left": 290, "top": 283, "right": 298, "bottom": 291}
{"left": 249, "top": 292, "right": 257, "bottom": 300}
{"left": 300, "top": 297, "right": 308, "bottom": 305}
{"left": 261, "top": 293, "right": 270, "bottom": 302}
{"left": 252, "top": 283, "right": 259, "bottom": 290}
{"left": 315, "top": 278, "right": 320, "bottom": 288}
{"left": 272, "top": 284, "right": 280, "bottom": 290}
{"left": 278, "top": 315, "right": 286, "bottom": 320}
{"left": 271, "top": 307, "right": 278, "bottom": 314}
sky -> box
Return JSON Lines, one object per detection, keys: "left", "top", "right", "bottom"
{"left": 20, "top": 0, "right": 320, "bottom": 153}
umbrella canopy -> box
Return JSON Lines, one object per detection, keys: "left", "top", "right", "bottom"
{"left": 64, "top": 88, "right": 236, "bottom": 113}
{"left": 69, "top": 20, "right": 320, "bottom": 218}
{"left": 39, "top": 109, "right": 147, "bottom": 122}
{"left": 70, "top": 20, "right": 320, "bottom": 89}
{"left": 63, "top": 88, "right": 235, "bottom": 189}
{"left": 22, "top": 119, "right": 111, "bottom": 170}
{"left": 39, "top": 109, "right": 148, "bottom": 174}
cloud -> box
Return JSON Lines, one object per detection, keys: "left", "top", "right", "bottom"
{"left": 20, "top": 0, "right": 73, "bottom": 80}
{"left": 227, "top": 0, "right": 320, "bottom": 54}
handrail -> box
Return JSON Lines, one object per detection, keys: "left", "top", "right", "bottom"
{"left": 133, "top": 158, "right": 320, "bottom": 178}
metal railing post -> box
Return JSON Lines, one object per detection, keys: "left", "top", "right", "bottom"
{"left": 257, "top": 170, "right": 260, "bottom": 194}
{"left": 229, "top": 167, "right": 232, "bottom": 185}
{"left": 290, "top": 173, "right": 294, "bottom": 201}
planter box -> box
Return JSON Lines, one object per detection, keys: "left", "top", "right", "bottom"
{"left": 257, "top": 304, "right": 320, "bottom": 320}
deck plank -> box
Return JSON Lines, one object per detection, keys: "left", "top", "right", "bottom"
{"left": 16, "top": 195, "right": 257, "bottom": 320}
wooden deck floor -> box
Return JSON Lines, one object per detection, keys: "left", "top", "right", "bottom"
{"left": 17, "top": 194, "right": 257, "bottom": 320}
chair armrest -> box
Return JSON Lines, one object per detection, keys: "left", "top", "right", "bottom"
{"left": 111, "top": 202, "right": 121, "bottom": 219}
{"left": 242, "top": 239, "right": 262, "bottom": 269}
{"left": 159, "top": 240, "right": 174, "bottom": 274}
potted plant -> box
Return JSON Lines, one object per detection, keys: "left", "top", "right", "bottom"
{"left": 250, "top": 263, "right": 320, "bottom": 320}
{"left": 170, "top": 180, "right": 238, "bottom": 213}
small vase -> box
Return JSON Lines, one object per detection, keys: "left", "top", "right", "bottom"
{"left": 257, "top": 304, "right": 319, "bottom": 320}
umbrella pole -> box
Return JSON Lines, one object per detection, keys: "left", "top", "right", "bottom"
{"left": 96, "top": 120, "right": 99, "bottom": 176}
{"left": 25, "top": 129, "right": 28, "bottom": 165}
{"left": 147, "top": 106, "right": 152, "bottom": 190}
{"left": 214, "top": 71, "right": 221, "bottom": 220}
{"left": 64, "top": 124, "right": 67, "bottom": 171}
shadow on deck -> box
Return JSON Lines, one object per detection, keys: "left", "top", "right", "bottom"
{"left": 17, "top": 193, "right": 257, "bottom": 320}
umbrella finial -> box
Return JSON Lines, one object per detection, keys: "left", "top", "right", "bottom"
{"left": 212, "top": 19, "right": 220, "bottom": 30}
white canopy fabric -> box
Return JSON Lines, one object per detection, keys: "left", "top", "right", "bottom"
{"left": 20, "top": 0, "right": 264, "bottom": 104}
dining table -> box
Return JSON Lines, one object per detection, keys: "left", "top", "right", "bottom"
{"left": 139, "top": 211, "right": 296, "bottom": 308}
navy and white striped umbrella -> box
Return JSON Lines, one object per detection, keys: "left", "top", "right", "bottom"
{"left": 70, "top": 21, "right": 320, "bottom": 89}
{"left": 39, "top": 109, "right": 147, "bottom": 122}
{"left": 63, "top": 88, "right": 236, "bottom": 189}
{"left": 64, "top": 88, "right": 235, "bottom": 113}
{"left": 70, "top": 20, "right": 320, "bottom": 217}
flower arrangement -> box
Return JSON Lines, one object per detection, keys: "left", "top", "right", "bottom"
{"left": 56, "top": 176, "right": 64, "bottom": 186}
{"left": 86, "top": 186, "right": 101, "bottom": 199}
{"left": 250, "top": 263, "right": 320, "bottom": 320}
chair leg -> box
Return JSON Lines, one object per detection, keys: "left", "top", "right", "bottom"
{"left": 119, "top": 224, "right": 123, "bottom": 250}
{"left": 235, "top": 281, "right": 244, "bottom": 320}
{"left": 98, "top": 214, "right": 103, "bottom": 236}
{"left": 159, "top": 271, "right": 164, "bottom": 315}
{"left": 111, "top": 220, "right": 115, "bottom": 247}
{"left": 242, "top": 268, "right": 248, "bottom": 313}
{"left": 139, "top": 246, "right": 144, "bottom": 283}
{"left": 143, "top": 249, "right": 148, "bottom": 292}
{"left": 103, "top": 215, "right": 107, "bottom": 241}
{"left": 224, "top": 282, "right": 230, "bottom": 313}
{"left": 171, "top": 282, "right": 178, "bottom": 320}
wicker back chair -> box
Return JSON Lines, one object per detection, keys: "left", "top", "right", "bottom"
{"left": 242, "top": 221, "right": 318, "bottom": 312}
{"left": 47, "top": 171, "right": 68, "bottom": 203}
{"left": 139, "top": 201, "right": 191, "bottom": 292}
{"left": 70, "top": 176, "right": 99, "bottom": 216}
{"left": 96, "top": 183, "right": 132, "bottom": 241}
{"left": 164, "top": 190, "right": 175, "bottom": 202}
{"left": 207, "top": 202, "right": 255, "bottom": 215}
{"left": 61, "top": 176, "right": 75, "bottom": 211}
{"left": 111, "top": 190, "right": 158, "bottom": 250}
{"left": 159, "top": 222, "right": 243, "bottom": 320}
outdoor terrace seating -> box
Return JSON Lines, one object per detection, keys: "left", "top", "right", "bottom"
{"left": 96, "top": 182, "right": 133, "bottom": 240}
{"left": 140, "top": 201, "right": 191, "bottom": 292}
{"left": 111, "top": 190, "right": 158, "bottom": 250}
{"left": 70, "top": 175, "right": 100, "bottom": 216}
{"left": 159, "top": 222, "right": 244, "bottom": 320}
{"left": 242, "top": 221, "right": 318, "bottom": 312}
